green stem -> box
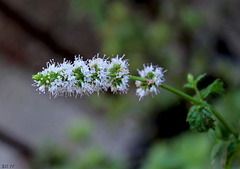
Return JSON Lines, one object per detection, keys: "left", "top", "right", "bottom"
{"left": 208, "top": 105, "right": 239, "bottom": 138}
{"left": 128, "top": 75, "right": 146, "bottom": 82}
{"left": 108, "top": 73, "right": 238, "bottom": 138}
{"left": 161, "top": 84, "right": 238, "bottom": 138}
{"left": 108, "top": 73, "right": 146, "bottom": 82}
{"left": 161, "top": 84, "right": 204, "bottom": 105}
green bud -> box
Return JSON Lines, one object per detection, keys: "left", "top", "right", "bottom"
{"left": 32, "top": 74, "right": 39, "bottom": 81}
{"left": 109, "top": 64, "right": 121, "bottom": 74}
{"left": 147, "top": 72, "right": 155, "bottom": 79}
{"left": 187, "top": 74, "right": 194, "bottom": 84}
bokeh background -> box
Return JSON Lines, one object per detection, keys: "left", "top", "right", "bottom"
{"left": 0, "top": 0, "right": 240, "bottom": 168}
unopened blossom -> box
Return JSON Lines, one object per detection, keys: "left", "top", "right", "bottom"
{"left": 135, "top": 64, "right": 166, "bottom": 100}
{"left": 32, "top": 56, "right": 93, "bottom": 98}
{"left": 32, "top": 59, "right": 61, "bottom": 95}
{"left": 108, "top": 54, "right": 129, "bottom": 94}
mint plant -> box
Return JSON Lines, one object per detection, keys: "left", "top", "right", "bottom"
{"left": 32, "top": 54, "right": 239, "bottom": 168}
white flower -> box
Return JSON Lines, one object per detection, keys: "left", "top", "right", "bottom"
{"left": 108, "top": 54, "right": 129, "bottom": 94}
{"left": 72, "top": 55, "right": 94, "bottom": 97}
{"left": 42, "top": 59, "right": 60, "bottom": 76}
{"left": 47, "top": 59, "right": 74, "bottom": 97}
{"left": 87, "top": 54, "right": 109, "bottom": 95}
{"left": 38, "top": 85, "right": 46, "bottom": 93}
{"left": 136, "top": 64, "right": 166, "bottom": 100}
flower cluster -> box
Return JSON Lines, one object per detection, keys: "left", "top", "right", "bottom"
{"left": 108, "top": 55, "right": 129, "bottom": 94}
{"left": 32, "top": 54, "right": 166, "bottom": 100}
{"left": 136, "top": 64, "right": 166, "bottom": 101}
{"left": 32, "top": 54, "right": 129, "bottom": 98}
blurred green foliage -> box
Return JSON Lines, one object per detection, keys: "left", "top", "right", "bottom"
{"left": 215, "top": 89, "right": 240, "bottom": 135}
{"left": 31, "top": 119, "right": 125, "bottom": 169}
{"left": 32, "top": 143, "right": 68, "bottom": 169}
{"left": 140, "top": 132, "right": 212, "bottom": 169}
{"left": 67, "top": 119, "right": 93, "bottom": 142}
{"left": 32, "top": 144, "right": 124, "bottom": 169}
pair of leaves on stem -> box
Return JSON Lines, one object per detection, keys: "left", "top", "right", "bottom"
{"left": 184, "top": 73, "right": 225, "bottom": 100}
{"left": 185, "top": 73, "right": 225, "bottom": 132}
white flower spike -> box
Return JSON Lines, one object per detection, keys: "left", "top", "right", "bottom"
{"left": 32, "top": 54, "right": 166, "bottom": 100}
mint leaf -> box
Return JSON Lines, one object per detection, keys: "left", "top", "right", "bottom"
{"left": 211, "top": 140, "right": 224, "bottom": 163}
{"left": 187, "top": 105, "right": 215, "bottom": 132}
{"left": 183, "top": 83, "right": 193, "bottom": 89}
{"left": 224, "top": 140, "right": 240, "bottom": 169}
{"left": 200, "top": 79, "right": 224, "bottom": 99}
{"left": 184, "top": 73, "right": 207, "bottom": 89}
{"left": 194, "top": 73, "right": 207, "bottom": 86}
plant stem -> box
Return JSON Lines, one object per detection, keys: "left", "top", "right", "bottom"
{"left": 208, "top": 105, "right": 239, "bottom": 138}
{"left": 161, "top": 84, "right": 238, "bottom": 138}
{"left": 108, "top": 73, "right": 146, "bottom": 82}
{"left": 161, "top": 84, "right": 204, "bottom": 105}
{"left": 128, "top": 75, "right": 146, "bottom": 82}
{"left": 108, "top": 73, "right": 239, "bottom": 138}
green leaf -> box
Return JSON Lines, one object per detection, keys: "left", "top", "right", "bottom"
{"left": 183, "top": 83, "right": 193, "bottom": 89}
{"left": 194, "top": 73, "right": 207, "bottom": 86}
{"left": 184, "top": 73, "right": 207, "bottom": 89}
{"left": 211, "top": 140, "right": 224, "bottom": 164}
{"left": 224, "top": 140, "right": 240, "bottom": 169}
{"left": 187, "top": 105, "right": 215, "bottom": 132}
{"left": 184, "top": 74, "right": 194, "bottom": 89}
{"left": 200, "top": 79, "right": 224, "bottom": 99}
